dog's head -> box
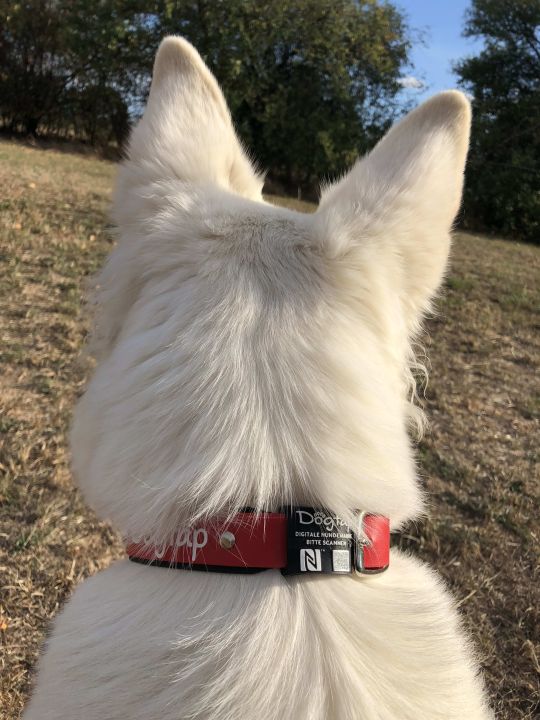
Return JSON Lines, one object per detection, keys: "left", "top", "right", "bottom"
{"left": 72, "top": 38, "right": 470, "bottom": 540}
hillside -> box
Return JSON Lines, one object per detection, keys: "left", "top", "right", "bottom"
{"left": 0, "top": 139, "right": 538, "bottom": 719}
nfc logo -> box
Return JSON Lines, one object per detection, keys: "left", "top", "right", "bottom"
{"left": 300, "top": 549, "right": 322, "bottom": 572}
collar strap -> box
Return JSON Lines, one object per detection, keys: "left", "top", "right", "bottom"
{"left": 126, "top": 508, "right": 390, "bottom": 576}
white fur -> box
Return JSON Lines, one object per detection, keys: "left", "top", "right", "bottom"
{"left": 25, "top": 37, "right": 493, "bottom": 719}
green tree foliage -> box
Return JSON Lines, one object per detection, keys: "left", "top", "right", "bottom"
{"left": 0, "top": 1, "right": 156, "bottom": 144}
{"left": 0, "top": 1, "right": 412, "bottom": 189}
{"left": 159, "top": 1, "right": 412, "bottom": 191}
{"left": 455, "top": 0, "right": 540, "bottom": 242}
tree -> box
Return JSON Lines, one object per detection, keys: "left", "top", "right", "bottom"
{"left": 155, "top": 0, "right": 414, "bottom": 192}
{"left": 455, "top": 0, "right": 540, "bottom": 242}
{"left": 0, "top": 0, "right": 413, "bottom": 187}
{"left": 0, "top": 1, "right": 155, "bottom": 143}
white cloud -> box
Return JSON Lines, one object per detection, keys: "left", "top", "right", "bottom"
{"left": 398, "top": 75, "right": 425, "bottom": 90}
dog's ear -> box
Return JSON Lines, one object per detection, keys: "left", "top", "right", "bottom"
{"left": 128, "top": 36, "right": 263, "bottom": 199}
{"left": 314, "top": 91, "right": 471, "bottom": 324}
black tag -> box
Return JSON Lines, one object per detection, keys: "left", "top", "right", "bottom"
{"left": 281, "top": 507, "right": 354, "bottom": 575}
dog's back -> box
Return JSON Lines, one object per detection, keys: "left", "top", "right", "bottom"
{"left": 25, "top": 553, "right": 490, "bottom": 719}
{"left": 24, "top": 38, "right": 492, "bottom": 720}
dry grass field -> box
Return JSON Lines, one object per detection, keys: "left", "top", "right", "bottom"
{"left": 1, "top": 138, "right": 539, "bottom": 719}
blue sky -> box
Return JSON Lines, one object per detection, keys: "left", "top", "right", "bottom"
{"left": 395, "top": 0, "right": 484, "bottom": 100}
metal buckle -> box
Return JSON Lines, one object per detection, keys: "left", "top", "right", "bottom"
{"left": 353, "top": 511, "right": 387, "bottom": 575}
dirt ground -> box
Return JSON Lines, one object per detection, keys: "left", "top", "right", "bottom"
{"left": 0, "top": 139, "right": 538, "bottom": 718}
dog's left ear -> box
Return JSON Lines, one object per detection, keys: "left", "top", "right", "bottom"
{"left": 128, "top": 36, "right": 263, "bottom": 200}
{"left": 314, "top": 91, "right": 471, "bottom": 324}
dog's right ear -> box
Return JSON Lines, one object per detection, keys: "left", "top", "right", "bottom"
{"left": 127, "top": 36, "right": 263, "bottom": 200}
{"left": 313, "top": 91, "right": 471, "bottom": 330}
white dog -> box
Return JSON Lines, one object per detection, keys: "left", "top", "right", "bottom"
{"left": 24, "top": 37, "right": 493, "bottom": 720}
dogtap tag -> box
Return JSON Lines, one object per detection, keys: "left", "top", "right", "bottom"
{"left": 281, "top": 507, "right": 354, "bottom": 575}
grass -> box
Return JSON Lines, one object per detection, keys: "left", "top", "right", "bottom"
{"left": 1, "top": 138, "right": 539, "bottom": 719}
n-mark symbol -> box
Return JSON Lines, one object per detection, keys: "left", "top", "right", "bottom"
{"left": 300, "top": 548, "right": 322, "bottom": 572}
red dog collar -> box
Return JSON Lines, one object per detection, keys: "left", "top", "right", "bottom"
{"left": 126, "top": 509, "right": 390, "bottom": 576}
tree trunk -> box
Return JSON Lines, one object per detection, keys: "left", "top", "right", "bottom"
{"left": 24, "top": 116, "right": 39, "bottom": 136}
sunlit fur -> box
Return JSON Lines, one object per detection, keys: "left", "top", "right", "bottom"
{"left": 25, "top": 37, "right": 493, "bottom": 720}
